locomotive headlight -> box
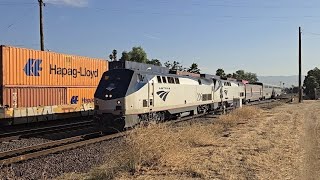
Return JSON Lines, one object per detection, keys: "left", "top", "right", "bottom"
{"left": 110, "top": 95, "right": 113, "bottom": 98}
{"left": 117, "top": 100, "right": 121, "bottom": 104}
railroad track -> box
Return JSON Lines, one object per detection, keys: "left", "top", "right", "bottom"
{"left": 0, "top": 120, "right": 94, "bottom": 142}
{"left": 0, "top": 99, "right": 283, "bottom": 166}
{"left": 0, "top": 111, "right": 213, "bottom": 166}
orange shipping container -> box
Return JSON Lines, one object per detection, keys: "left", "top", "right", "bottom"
{"left": 3, "top": 87, "right": 67, "bottom": 108}
{"left": 0, "top": 45, "right": 108, "bottom": 87}
{"left": 2, "top": 87, "right": 98, "bottom": 108}
{"left": 67, "top": 87, "right": 96, "bottom": 105}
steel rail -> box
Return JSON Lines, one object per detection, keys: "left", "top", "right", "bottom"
{"left": 0, "top": 99, "right": 283, "bottom": 166}
{"left": 0, "top": 120, "right": 94, "bottom": 142}
{"left": 0, "top": 135, "right": 85, "bottom": 159}
{"left": 0, "top": 132, "right": 121, "bottom": 166}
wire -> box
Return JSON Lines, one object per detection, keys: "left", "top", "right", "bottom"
{"left": 304, "top": 32, "right": 320, "bottom": 36}
{"left": 86, "top": 7, "right": 320, "bottom": 20}
{"left": 123, "top": 0, "right": 320, "bottom": 9}
{"left": 0, "top": 2, "right": 37, "bottom": 6}
{"left": 190, "top": 3, "right": 320, "bottom": 9}
{"left": 0, "top": 4, "right": 37, "bottom": 31}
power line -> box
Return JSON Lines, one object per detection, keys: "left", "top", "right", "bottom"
{"left": 121, "top": 0, "right": 320, "bottom": 9}
{"left": 0, "top": 2, "right": 37, "bottom": 6}
{"left": 303, "top": 31, "right": 320, "bottom": 36}
{"left": 190, "top": 3, "right": 320, "bottom": 9}
{"left": 0, "top": 4, "right": 37, "bottom": 31}
{"left": 86, "top": 7, "right": 320, "bottom": 20}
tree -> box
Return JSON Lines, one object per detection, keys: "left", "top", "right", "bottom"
{"left": 164, "top": 61, "right": 183, "bottom": 71}
{"left": 187, "top": 63, "right": 200, "bottom": 73}
{"left": 119, "top": 51, "right": 130, "bottom": 61}
{"left": 164, "top": 61, "right": 171, "bottom": 68}
{"left": 233, "top": 70, "right": 245, "bottom": 79}
{"left": 109, "top": 54, "right": 114, "bottom": 61}
{"left": 112, "top": 49, "right": 117, "bottom": 61}
{"left": 118, "top": 46, "right": 148, "bottom": 63}
{"left": 216, "top": 68, "right": 226, "bottom": 77}
{"left": 109, "top": 49, "right": 117, "bottom": 61}
{"left": 146, "top": 59, "right": 162, "bottom": 66}
{"left": 232, "top": 70, "right": 258, "bottom": 83}
{"left": 119, "top": 47, "right": 162, "bottom": 66}
{"left": 245, "top": 72, "right": 258, "bottom": 83}
{"left": 128, "top": 46, "right": 148, "bottom": 63}
{"left": 303, "top": 67, "right": 320, "bottom": 99}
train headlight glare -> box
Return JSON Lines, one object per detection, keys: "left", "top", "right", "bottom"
{"left": 117, "top": 100, "right": 121, "bottom": 104}
{"left": 110, "top": 95, "right": 113, "bottom": 98}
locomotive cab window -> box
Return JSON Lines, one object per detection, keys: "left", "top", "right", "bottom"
{"left": 137, "top": 74, "right": 144, "bottom": 82}
{"left": 94, "top": 69, "right": 134, "bottom": 101}
{"left": 157, "top": 76, "right": 162, "bottom": 83}
{"left": 162, "top": 76, "right": 167, "bottom": 83}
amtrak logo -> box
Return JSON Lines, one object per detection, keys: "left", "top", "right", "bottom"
{"left": 106, "top": 87, "right": 115, "bottom": 91}
{"left": 157, "top": 91, "right": 170, "bottom": 101}
{"left": 24, "top": 59, "right": 42, "bottom": 76}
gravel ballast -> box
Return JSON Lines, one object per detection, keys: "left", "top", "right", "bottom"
{"left": 0, "top": 137, "right": 124, "bottom": 180}
{"left": 0, "top": 138, "right": 52, "bottom": 153}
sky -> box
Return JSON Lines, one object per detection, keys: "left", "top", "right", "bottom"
{"left": 0, "top": 0, "right": 320, "bottom": 76}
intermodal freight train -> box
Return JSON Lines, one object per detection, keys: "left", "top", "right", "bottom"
{"left": 0, "top": 45, "right": 108, "bottom": 125}
{"left": 94, "top": 61, "right": 282, "bottom": 131}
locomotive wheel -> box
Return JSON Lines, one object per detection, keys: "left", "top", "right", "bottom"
{"left": 96, "top": 114, "right": 125, "bottom": 134}
{"left": 108, "top": 118, "right": 125, "bottom": 133}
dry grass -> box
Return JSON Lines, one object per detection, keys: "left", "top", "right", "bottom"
{"left": 60, "top": 106, "right": 294, "bottom": 180}
{"left": 217, "top": 106, "right": 263, "bottom": 129}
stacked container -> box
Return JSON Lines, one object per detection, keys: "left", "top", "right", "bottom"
{"left": 0, "top": 45, "right": 108, "bottom": 110}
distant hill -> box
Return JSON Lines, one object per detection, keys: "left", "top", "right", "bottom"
{"left": 257, "top": 75, "right": 305, "bottom": 87}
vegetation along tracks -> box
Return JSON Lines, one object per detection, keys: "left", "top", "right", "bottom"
{"left": 0, "top": 99, "right": 283, "bottom": 166}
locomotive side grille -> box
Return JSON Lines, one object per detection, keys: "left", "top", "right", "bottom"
{"left": 143, "top": 99, "right": 148, "bottom": 107}
{"left": 202, "top": 94, "right": 212, "bottom": 101}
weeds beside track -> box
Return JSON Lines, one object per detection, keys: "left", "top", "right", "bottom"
{"left": 0, "top": 99, "right": 283, "bottom": 166}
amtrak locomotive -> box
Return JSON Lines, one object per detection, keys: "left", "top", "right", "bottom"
{"left": 94, "top": 61, "right": 282, "bottom": 132}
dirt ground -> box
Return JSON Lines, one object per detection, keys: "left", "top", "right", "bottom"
{"left": 123, "top": 101, "right": 320, "bottom": 180}
{"left": 61, "top": 101, "right": 320, "bottom": 180}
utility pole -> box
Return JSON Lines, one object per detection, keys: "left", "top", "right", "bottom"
{"left": 38, "top": 0, "right": 45, "bottom": 51}
{"left": 299, "top": 27, "right": 302, "bottom": 103}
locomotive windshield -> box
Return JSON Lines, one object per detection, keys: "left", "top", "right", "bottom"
{"left": 94, "top": 69, "right": 134, "bottom": 100}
